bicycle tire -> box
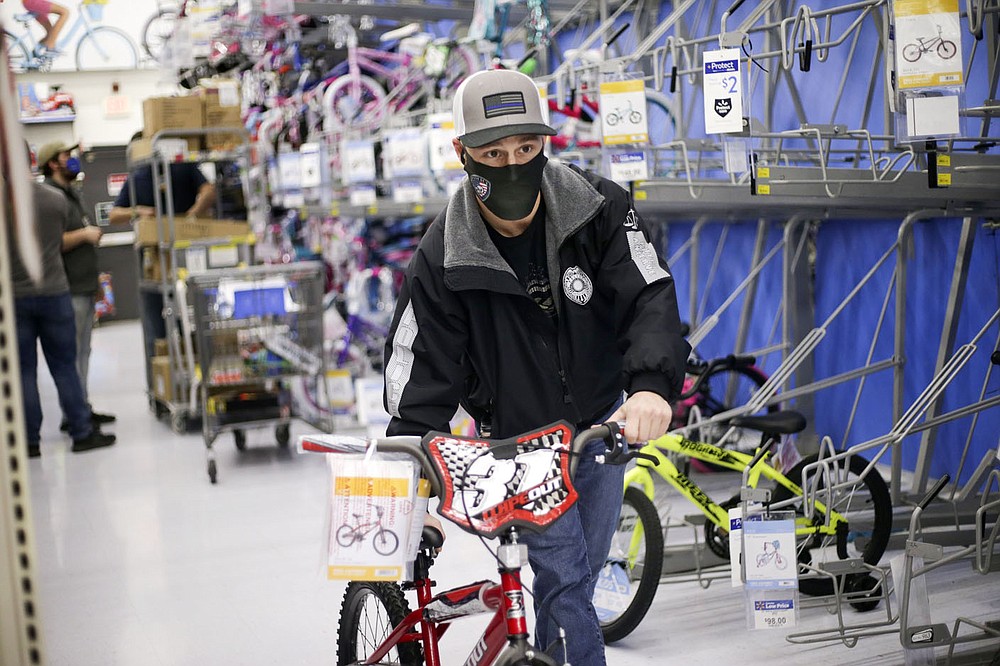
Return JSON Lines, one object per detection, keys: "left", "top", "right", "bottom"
{"left": 141, "top": 8, "right": 178, "bottom": 63}
{"left": 902, "top": 43, "right": 922, "bottom": 63}
{"left": 644, "top": 90, "right": 677, "bottom": 147}
{"left": 76, "top": 27, "right": 138, "bottom": 70}
{"left": 373, "top": 528, "right": 399, "bottom": 556}
{"left": 682, "top": 364, "right": 773, "bottom": 450}
{"left": 336, "top": 524, "right": 356, "bottom": 548}
{"left": 338, "top": 581, "right": 423, "bottom": 666}
{"left": 4, "top": 32, "right": 30, "bottom": 73}
{"left": 323, "top": 74, "right": 388, "bottom": 132}
{"left": 937, "top": 39, "right": 957, "bottom": 59}
{"left": 772, "top": 453, "right": 892, "bottom": 600}
{"left": 596, "top": 486, "right": 664, "bottom": 644}
{"left": 438, "top": 43, "right": 478, "bottom": 95}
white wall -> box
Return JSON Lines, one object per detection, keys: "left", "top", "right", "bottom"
{"left": 18, "top": 68, "right": 183, "bottom": 149}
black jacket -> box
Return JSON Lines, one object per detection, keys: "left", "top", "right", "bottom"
{"left": 383, "top": 160, "right": 689, "bottom": 439}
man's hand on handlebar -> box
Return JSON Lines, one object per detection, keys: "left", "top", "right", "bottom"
{"left": 607, "top": 391, "right": 673, "bottom": 444}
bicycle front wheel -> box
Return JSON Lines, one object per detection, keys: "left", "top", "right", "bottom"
{"left": 142, "top": 8, "right": 178, "bottom": 63}
{"left": 338, "top": 581, "right": 422, "bottom": 666}
{"left": 373, "top": 528, "right": 399, "bottom": 556}
{"left": 76, "top": 27, "right": 138, "bottom": 70}
{"left": 772, "top": 453, "right": 892, "bottom": 597}
{"left": 4, "top": 32, "right": 30, "bottom": 73}
{"left": 596, "top": 485, "right": 663, "bottom": 644}
{"left": 323, "top": 74, "right": 387, "bottom": 132}
{"left": 937, "top": 39, "right": 957, "bottom": 59}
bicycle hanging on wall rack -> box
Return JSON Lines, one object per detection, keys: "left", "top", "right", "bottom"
{"left": 300, "top": 420, "right": 644, "bottom": 666}
{"left": 3, "top": 0, "right": 138, "bottom": 72}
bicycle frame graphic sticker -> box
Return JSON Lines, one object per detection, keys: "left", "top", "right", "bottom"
{"left": 423, "top": 421, "right": 577, "bottom": 538}
{"left": 893, "top": 0, "right": 963, "bottom": 89}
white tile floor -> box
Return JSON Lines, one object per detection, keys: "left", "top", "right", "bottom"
{"left": 24, "top": 321, "right": 1000, "bottom": 665}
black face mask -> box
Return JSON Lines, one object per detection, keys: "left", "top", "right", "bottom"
{"left": 463, "top": 150, "right": 547, "bottom": 221}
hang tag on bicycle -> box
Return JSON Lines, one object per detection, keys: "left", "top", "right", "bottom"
{"left": 742, "top": 510, "right": 798, "bottom": 630}
{"left": 599, "top": 76, "right": 650, "bottom": 146}
{"left": 325, "top": 455, "right": 423, "bottom": 581}
{"left": 426, "top": 112, "right": 463, "bottom": 173}
{"left": 383, "top": 129, "right": 427, "bottom": 179}
{"left": 702, "top": 48, "right": 744, "bottom": 134}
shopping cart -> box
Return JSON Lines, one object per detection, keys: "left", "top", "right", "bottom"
{"left": 187, "top": 262, "right": 328, "bottom": 483}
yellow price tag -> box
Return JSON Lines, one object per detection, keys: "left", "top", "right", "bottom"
{"left": 367, "top": 205, "right": 379, "bottom": 216}
{"left": 936, "top": 155, "right": 951, "bottom": 167}
{"left": 937, "top": 173, "right": 952, "bottom": 186}
{"left": 634, "top": 190, "right": 648, "bottom": 201}
{"left": 757, "top": 167, "right": 770, "bottom": 179}
{"left": 330, "top": 205, "right": 341, "bottom": 217}
{"left": 757, "top": 184, "right": 771, "bottom": 195}
{"left": 413, "top": 204, "right": 425, "bottom": 214}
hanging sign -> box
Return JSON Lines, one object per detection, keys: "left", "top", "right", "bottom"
{"left": 703, "top": 48, "right": 744, "bottom": 134}
{"left": 743, "top": 512, "right": 798, "bottom": 630}
{"left": 384, "top": 129, "right": 427, "bottom": 179}
{"left": 893, "top": 0, "right": 963, "bottom": 89}
{"left": 299, "top": 143, "right": 322, "bottom": 189}
{"left": 599, "top": 79, "right": 649, "bottom": 145}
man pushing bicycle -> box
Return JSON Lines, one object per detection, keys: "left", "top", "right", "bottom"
{"left": 383, "top": 68, "right": 689, "bottom": 665}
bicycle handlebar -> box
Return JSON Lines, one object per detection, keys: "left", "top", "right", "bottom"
{"left": 677, "top": 353, "right": 758, "bottom": 400}
{"left": 918, "top": 474, "right": 950, "bottom": 511}
{"left": 299, "top": 422, "right": 639, "bottom": 498}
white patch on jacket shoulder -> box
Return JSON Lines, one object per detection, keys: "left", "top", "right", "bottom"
{"left": 623, "top": 209, "right": 640, "bottom": 230}
{"left": 627, "top": 231, "right": 670, "bottom": 284}
{"left": 562, "top": 266, "right": 594, "bottom": 306}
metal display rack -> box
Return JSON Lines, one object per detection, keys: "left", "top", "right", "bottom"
{"left": 187, "top": 262, "right": 329, "bottom": 483}
{"left": 129, "top": 129, "right": 255, "bottom": 433}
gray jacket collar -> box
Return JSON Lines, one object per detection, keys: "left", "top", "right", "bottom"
{"left": 442, "top": 160, "right": 605, "bottom": 275}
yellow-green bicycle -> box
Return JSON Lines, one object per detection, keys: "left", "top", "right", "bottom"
{"left": 594, "top": 409, "right": 893, "bottom": 643}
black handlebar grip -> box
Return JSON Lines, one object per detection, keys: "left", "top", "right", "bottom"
{"left": 991, "top": 350, "right": 1000, "bottom": 365}
{"left": 517, "top": 48, "right": 538, "bottom": 69}
{"left": 726, "top": 0, "right": 748, "bottom": 15}
{"left": 669, "top": 65, "right": 678, "bottom": 93}
{"left": 918, "top": 474, "right": 950, "bottom": 510}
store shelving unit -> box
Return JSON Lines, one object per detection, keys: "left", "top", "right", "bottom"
{"left": 129, "top": 129, "right": 254, "bottom": 433}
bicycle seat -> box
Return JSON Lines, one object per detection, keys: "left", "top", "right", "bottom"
{"left": 420, "top": 525, "right": 444, "bottom": 550}
{"left": 728, "top": 410, "right": 806, "bottom": 435}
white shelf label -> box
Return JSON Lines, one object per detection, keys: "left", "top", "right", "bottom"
{"left": 341, "top": 140, "right": 377, "bottom": 184}
{"left": 608, "top": 151, "right": 648, "bottom": 182}
{"left": 384, "top": 129, "right": 427, "bottom": 179}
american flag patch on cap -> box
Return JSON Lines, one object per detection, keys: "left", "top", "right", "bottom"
{"left": 482, "top": 92, "right": 526, "bottom": 119}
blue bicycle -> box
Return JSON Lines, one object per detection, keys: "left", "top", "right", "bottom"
{"left": 4, "top": 0, "right": 138, "bottom": 72}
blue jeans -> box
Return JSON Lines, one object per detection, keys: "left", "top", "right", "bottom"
{"left": 15, "top": 293, "right": 93, "bottom": 443}
{"left": 521, "top": 438, "right": 626, "bottom": 666}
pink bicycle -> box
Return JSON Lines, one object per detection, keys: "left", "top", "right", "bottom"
{"left": 321, "top": 16, "right": 478, "bottom": 132}
{"left": 300, "top": 421, "right": 643, "bottom": 665}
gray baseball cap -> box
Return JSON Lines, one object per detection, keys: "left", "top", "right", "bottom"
{"left": 452, "top": 69, "right": 556, "bottom": 148}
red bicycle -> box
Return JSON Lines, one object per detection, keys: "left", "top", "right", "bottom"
{"left": 300, "top": 421, "right": 642, "bottom": 666}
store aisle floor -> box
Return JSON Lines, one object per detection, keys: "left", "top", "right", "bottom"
{"left": 27, "top": 322, "right": 1000, "bottom": 665}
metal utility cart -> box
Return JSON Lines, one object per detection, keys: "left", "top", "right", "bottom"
{"left": 187, "top": 261, "right": 328, "bottom": 483}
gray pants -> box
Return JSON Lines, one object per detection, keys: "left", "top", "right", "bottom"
{"left": 71, "top": 293, "right": 94, "bottom": 409}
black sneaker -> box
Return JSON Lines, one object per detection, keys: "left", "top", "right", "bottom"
{"left": 71, "top": 431, "right": 116, "bottom": 453}
{"left": 61, "top": 412, "right": 117, "bottom": 431}
{"left": 28, "top": 443, "right": 41, "bottom": 458}
{"left": 91, "top": 412, "right": 116, "bottom": 425}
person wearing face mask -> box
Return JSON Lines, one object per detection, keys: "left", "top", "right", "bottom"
{"left": 382, "top": 69, "right": 689, "bottom": 665}
{"left": 37, "top": 141, "right": 117, "bottom": 431}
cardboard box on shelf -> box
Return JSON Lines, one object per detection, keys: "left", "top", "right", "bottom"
{"left": 130, "top": 137, "right": 193, "bottom": 163}
{"left": 142, "top": 95, "right": 203, "bottom": 153}
{"left": 134, "top": 216, "right": 251, "bottom": 246}
{"left": 151, "top": 356, "right": 173, "bottom": 402}
{"left": 199, "top": 84, "right": 245, "bottom": 151}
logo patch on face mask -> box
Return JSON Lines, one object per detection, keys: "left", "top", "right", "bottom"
{"left": 562, "top": 266, "right": 593, "bottom": 306}
{"left": 471, "top": 175, "right": 491, "bottom": 201}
